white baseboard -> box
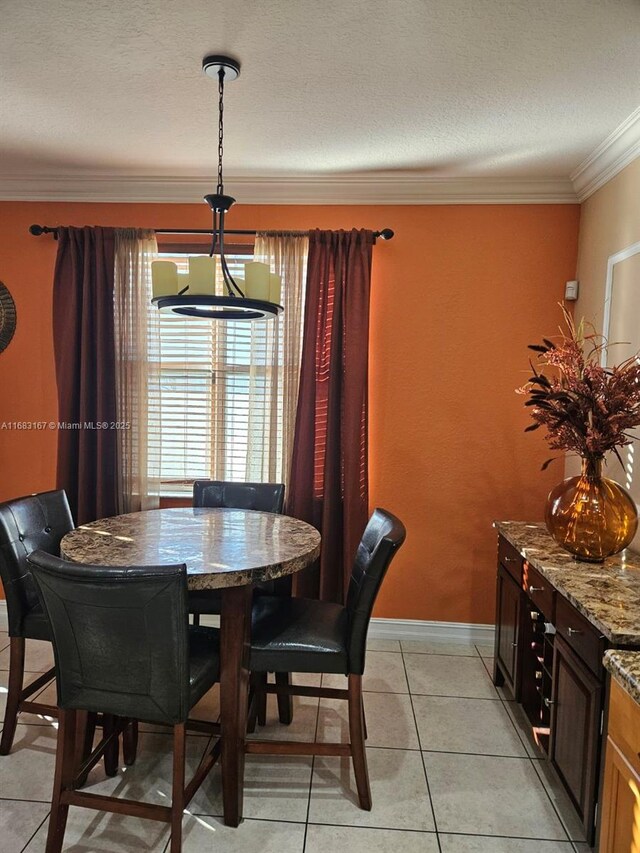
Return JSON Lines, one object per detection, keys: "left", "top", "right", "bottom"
{"left": 369, "top": 617, "right": 494, "bottom": 644}
{"left": 0, "top": 599, "right": 495, "bottom": 646}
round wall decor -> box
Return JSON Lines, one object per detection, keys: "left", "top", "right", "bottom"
{"left": 0, "top": 282, "right": 17, "bottom": 353}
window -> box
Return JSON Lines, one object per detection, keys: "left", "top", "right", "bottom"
{"left": 147, "top": 244, "right": 299, "bottom": 496}
{"left": 602, "top": 243, "right": 640, "bottom": 549}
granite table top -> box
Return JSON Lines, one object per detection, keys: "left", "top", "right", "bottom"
{"left": 604, "top": 649, "right": 640, "bottom": 705}
{"left": 495, "top": 521, "right": 640, "bottom": 645}
{"left": 61, "top": 507, "right": 321, "bottom": 591}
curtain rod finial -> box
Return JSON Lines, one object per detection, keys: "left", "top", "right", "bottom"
{"left": 29, "top": 224, "right": 58, "bottom": 239}
{"left": 379, "top": 228, "right": 394, "bottom": 241}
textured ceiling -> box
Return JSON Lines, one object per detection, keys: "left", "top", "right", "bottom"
{"left": 1, "top": 0, "right": 640, "bottom": 182}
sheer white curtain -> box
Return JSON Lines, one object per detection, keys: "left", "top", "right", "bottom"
{"left": 143, "top": 233, "right": 308, "bottom": 495}
{"left": 249, "top": 232, "right": 308, "bottom": 485}
{"left": 113, "top": 228, "right": 161, "bottom": 513}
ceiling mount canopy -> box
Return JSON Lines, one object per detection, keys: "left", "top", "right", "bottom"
{"left": 202, "top": 54, "right": 240, "bottom": 82}
{"left": 151, "top": 54, "right": 284, "bottom": 321}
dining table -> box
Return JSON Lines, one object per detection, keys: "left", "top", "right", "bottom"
{"left": 59, "top": 506, "right": 321, "bottom": 826}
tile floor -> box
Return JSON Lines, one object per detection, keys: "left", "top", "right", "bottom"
{"left": 0, "top": 630, "right": 591, "bottom": 852}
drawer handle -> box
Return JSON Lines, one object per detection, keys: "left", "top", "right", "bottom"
{"left": 529, "top": 585, "right": 544, "bottom": 594}
{"left": 504, "top": 556, "right": 516, "bottom": 563}
{"left": 567, "top": 627, "right": 583, "bottom": 636}
{"left": 511, "top": 642, "right": 518, "bottom": 647}
{"left": 544, "top": 697, "right": 555, "bottom": 708}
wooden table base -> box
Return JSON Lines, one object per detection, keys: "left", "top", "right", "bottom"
{"left": 220, "top": 584, "right": 252, "bottom": 826}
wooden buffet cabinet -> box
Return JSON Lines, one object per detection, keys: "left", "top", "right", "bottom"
{"left": 494, "top": 523, "right": 640, "bottom": 848}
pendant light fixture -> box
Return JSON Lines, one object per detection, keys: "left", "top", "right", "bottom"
{"left": 151, "top": 55, "right": 283, "bottom": 321}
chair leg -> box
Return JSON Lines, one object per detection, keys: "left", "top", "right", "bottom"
{"left": 256, "top": 672, "right": 268, "bottom": 727}
{"left": 192, "top": 613, "right": 200, "bottom": 627}
{"left": 123, "top": 719, "right": 139, "bottom": 766}
{"left": 247, "top": 673, "right": 260, "bottom": 734}
{"left": 0, "top": 637, "right": 25, "bottom": 755}
{"left": 74, "top": 711, "right": 98, "bottom": 788}
{"left": 45, "top": 708, "right": 77, "bottom": 853}
{"left": 102, "top": 715, "right": 119, "bottom": 776}
{"left": 170, "top": 723, "right": 186, "bottom": 853}
{"left": 348, "top": 674, "right": 372, "bottom": 811}
{"left": 275, "top": 672, "right": 293, "bottom": 725}
{"left": 84, "top": 712, "right": 98, "bottom": 756}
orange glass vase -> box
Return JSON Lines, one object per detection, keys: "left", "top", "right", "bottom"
{"left": 545, "top": 457, "right": 638, "bottom": 562}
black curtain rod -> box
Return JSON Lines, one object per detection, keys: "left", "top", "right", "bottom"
{"left": 28, "top": 225, "right": 394, "bottom": 242}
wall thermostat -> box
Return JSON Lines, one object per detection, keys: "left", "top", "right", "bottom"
{"left": 564, "top": 280, "right": 579, "bottom": 301}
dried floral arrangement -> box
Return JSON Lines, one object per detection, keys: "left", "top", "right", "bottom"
{"left": 519, "top": 307, "right": 640, "bottom": 470}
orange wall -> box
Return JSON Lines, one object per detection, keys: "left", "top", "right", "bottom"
{"left": 0, "top": 200, "right": 580, "bottom": 623}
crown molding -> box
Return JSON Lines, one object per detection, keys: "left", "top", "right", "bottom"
{"left": 7, "top": 105, "right": 640, "bottom": 206}
{"left": 571, "top": 106, "right": 640, "bottom": 202}
{"left": 0, "top": 173, "right": 577, "bottom": 205}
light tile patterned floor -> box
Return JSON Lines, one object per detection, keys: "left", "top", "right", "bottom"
{"left": 0, "top": 634, "right": 589, "bottom": 852}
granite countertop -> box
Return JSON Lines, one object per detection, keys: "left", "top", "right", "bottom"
{"left": 495, "top": 521, "right": 640, "bottom": 645}
{"left": 61, "top": 507, "right": 321, "bottom": 591}
{"left": 604, "top": 650, "right": 640, "bottom": 705}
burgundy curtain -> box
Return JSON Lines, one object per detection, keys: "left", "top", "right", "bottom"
{"left": 288, "top": 229, "right": 374, "bottom": 602}
{"left": 52, "top": 227, "right": 118, "bottom": 524}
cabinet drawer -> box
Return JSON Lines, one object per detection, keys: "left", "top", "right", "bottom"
{"left": 522, "top": 562, "right": 554, "bottom": 620}
{"left": 498, "top": 536, "right": 523, "bottom": 583}
{"left": 556, "top": 594, "right": 605, "bottom": 676}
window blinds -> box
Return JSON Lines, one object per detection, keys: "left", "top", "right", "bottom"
{"left": 147, "top": 249, "right": 287, "bottom": 494}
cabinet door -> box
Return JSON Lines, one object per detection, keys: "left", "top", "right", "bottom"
{"left": 550, "top": 634, "right": 602, "bottom": 837}
{"left": 599, "top": 736, "right": 640, "bottom": 853}
{"left": 494, "top": 564, "right": 522, "bottom": 697}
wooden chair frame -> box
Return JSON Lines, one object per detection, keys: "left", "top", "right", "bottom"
{"left": 247, "top": 673, "right": 371, "bottom": 810}
{"left": 45, "top": 710, "right": 221, "bottom": 853}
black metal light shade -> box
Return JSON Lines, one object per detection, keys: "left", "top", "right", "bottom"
{"left": 151, "top": 294, "right": 283, "bottom": 320}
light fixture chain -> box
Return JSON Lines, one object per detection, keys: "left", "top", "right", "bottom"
{"left": 217, "top": 68, "right": 225, "bottom": 195}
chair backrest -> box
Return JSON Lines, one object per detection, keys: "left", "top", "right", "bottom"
{"left": 193, "top": 480, "right": 285, "bottom": 514}
{"left": 0, "top": 490, "right": 74, "bottom": 636}
{"left": 27, "top": 551, "right": 193, "bottom": 724}
{"left": 346, "top": 508, "right": 406, "bottom": 674}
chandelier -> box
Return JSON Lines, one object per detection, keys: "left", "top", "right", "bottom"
{"left": 151, "top": 56, "right": 283, "bottom": 321}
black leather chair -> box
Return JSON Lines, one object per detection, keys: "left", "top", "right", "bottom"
{"left": 0, "top": 490, "right": 74, "bottom": 754}
{"left": 247, "top": 508, "right": 406, "bottom": 811}
{"left": 27, "top": 552, "right": 221, "bottom": 853}
{"left": 193, "top": 480, "right": 285, "bottom": 513}
{"left": 189, "top": 480, "right": 286, "bottom": 621}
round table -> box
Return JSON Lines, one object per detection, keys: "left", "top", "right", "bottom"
{"left": 60, "top": 507, "right": 321, "bottom": 827}
{"left": 60, "top": 506, "right": 321, "bottom": 589}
